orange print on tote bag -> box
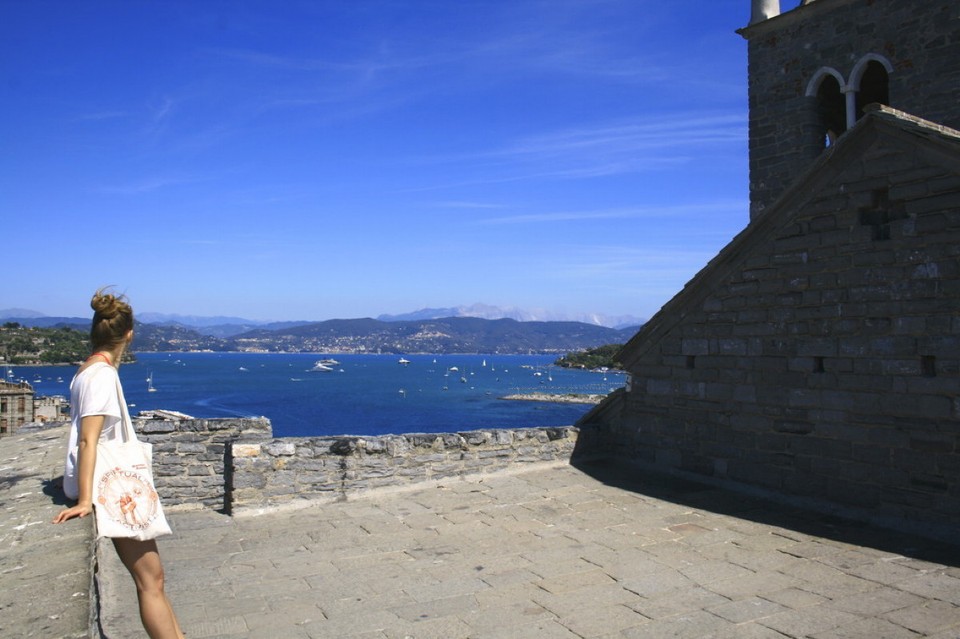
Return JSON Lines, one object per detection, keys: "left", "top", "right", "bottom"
{"left": 92, "top": 376, "right": 171, "bottom": 540}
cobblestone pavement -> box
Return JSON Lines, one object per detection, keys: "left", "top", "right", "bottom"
{"left": 0, "top": 426, "right": 93, "bottom": 639}
{"left": 101, "top": 463, "right": 960, "bottom": 639}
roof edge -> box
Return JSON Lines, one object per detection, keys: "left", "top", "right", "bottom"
{"left": 617, "top": 107, "right": 960, "bottom": 370}
{"left": 737, "top": 0, "right": 859, "bottom": 40}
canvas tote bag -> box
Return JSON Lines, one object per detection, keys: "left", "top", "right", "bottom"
{"left": 92, "top": 376, "right": 172, "bottom": 540}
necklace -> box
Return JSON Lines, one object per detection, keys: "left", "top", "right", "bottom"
{"left": 88, "top": 352, "right": 113, "bottom": 366}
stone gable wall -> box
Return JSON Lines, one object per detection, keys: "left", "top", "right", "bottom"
{"left": 743, "top": 0, "right": 960, "bottom": 217}
{"left": 580, "top": 135, "right": 960, "bottom": 531}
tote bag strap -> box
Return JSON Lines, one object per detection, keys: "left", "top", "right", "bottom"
{"left": 113, "top": 373, "right": 138, "bottom": 444}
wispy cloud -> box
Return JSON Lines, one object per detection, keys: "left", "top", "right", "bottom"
{"left": 93, "top": 173, "right": 216, "bottom": 195}
{"left": 473, "top": 200, "right": 747, "bottom": 226}
{"left": 76, "top": 110, "right": 128, "bottom": 122}
{"left": 429, "top": 201, "right": 509, "bottom": 210}
{"left": 500, "top": 113, "right": 745, "bottom": 160}
{"left": 405, "top": 111, "right": 745, "bottom": 188}
{"left": 151, "top": 96, "right": 176, "bottom": 123}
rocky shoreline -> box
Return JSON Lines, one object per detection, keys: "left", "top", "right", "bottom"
{"left": 499, "top": 392, "right": 606, "bottom": 405}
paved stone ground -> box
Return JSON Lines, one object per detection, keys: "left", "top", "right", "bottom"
{"left": 0, "top": 425, "right": 94, "bottom": 639}
{"left": 101, "top": 462, "right": 960, "bottom": 639}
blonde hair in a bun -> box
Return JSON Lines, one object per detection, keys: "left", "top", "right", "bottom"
{"left": 90, "top": 286, "right": 134, "bottom": 350}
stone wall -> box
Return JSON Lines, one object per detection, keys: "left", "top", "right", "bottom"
{"left": 136, "top": 417, "right": 272, "bottom": 511}
{"left": 740, "top": 0, "right": 960, "bottom": 217}
{"left": 579, "top": 111, "right": 960, "bottom": 536}
{"left": 135, "top": 417, "right": 578, "bottom": 514}
{"left": 230, "top": 427, "right": 578, "bottom": 513}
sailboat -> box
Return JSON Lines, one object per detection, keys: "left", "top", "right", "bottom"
{"left": 147, "top": 372, "right": 157, "bottom": 392}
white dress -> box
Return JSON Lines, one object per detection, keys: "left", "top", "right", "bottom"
{"left": 62, "top": 362, "right": 123, "bottom": 500}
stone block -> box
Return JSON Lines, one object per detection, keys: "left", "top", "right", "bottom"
{"left": 717, "top": 338, "right": 747, "bottom": 356}
{"left": 177, "top": 442, "right": 208, "bottom": 454}
{"left": 161, "top": 477, "right": 201, "bottom": 489}
{"left": 187, "top": 465, "right": 213, "bottom": 476}
{"left": 773, "top": 421, "right": 813, "bottom": 435}
{"left": 461, "top": 431, "right": 490, "bottom": 446}
{"left": 139, "top": 421, "right": 177, "bottom": 433}
{"left": 681, "top": 339, "right": 710, "bottom": 356}
{"left": 232, "top": 443, "right": 262, "bottom": 458}
{"left": 288, "top": 459, "right": 328, "bottom": 472}
{"left": 265, "top": 441, "right": 297, "bottom": 456}
{"left": 477, "top": 449, "right": 510, "bottom": 460}
{"left": 646, "top": 379, "right": 674, "bottom": 396}
{"left": 153, "top": 465, "right": 183, "bottom": 477}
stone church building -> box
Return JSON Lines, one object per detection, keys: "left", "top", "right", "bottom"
{"left": 577, "top": 0, "right": 959, "bottom": 537}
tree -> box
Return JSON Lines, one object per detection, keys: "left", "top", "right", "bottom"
{"left": 554, "top": 344, "right": 623, "bottom": 370}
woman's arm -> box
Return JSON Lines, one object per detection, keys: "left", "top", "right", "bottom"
{"left": 52, "top": 415, "right": 105, "bottom": 524}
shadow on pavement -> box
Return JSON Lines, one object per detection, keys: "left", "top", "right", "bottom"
{"left": 572, "top": 457, "right": 960, "bottom": 568}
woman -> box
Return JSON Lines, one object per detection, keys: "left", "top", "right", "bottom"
{"left": 53, "top": 288, "right": 184, "bottom": 639}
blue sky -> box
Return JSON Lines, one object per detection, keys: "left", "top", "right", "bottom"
{"left": 2, "top": 0, "right": 759, "bottom": 323}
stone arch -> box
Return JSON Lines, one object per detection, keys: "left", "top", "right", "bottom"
{"left": 850, "top": 54, "right": 893, "bottom": 119}
{"left": 806, "top": 67, "right": 847, "bottom": 147}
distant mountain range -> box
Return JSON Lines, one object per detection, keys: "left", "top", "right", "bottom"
{"left": 1, "top": 307, "right": 643, "bottom": 354}
{"left": 228, "top": 317, "right": 639, "bottom": 355}
{"left": 377, "top": 304, "right": 644, "bottom": 329}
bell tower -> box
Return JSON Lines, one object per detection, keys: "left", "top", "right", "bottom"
{"left": 739, "top": 0, "right": 960, "bottom": 219}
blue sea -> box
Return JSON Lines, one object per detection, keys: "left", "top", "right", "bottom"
{"left": 13, "top": 353, "right": 624, "bottom": 437}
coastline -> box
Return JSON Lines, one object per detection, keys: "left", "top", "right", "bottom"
{"left": 499, "top": 392, "right": 605, "bottom": 404}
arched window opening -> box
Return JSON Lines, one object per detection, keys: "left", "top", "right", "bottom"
{"left": 856, "top": 61, "right": 889, "bottom": 120}
{"left": 816, "top": 75, "right": 846, "bottom": 147}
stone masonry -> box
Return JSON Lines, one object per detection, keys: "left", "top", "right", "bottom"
{"left": 739, "top": 0, "right": 960, "bottom": 218}
{"left": 576, "top": 1, "right": 960, "bottom": 541}
{"left": 579, "top": 107, "right": 960, "bottom": 539}
{"left": 136, "top": 417, "right": 272, "bottom": 511}
{"left": 132, "top": 416, "right": 579, "bottom": 514}
{"left": 230, "top": 426, "right": 579, "bottom": 513}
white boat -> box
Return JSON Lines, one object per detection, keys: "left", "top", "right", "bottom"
{"left": 147, "top": 372, "right": 157, "bottom": 392}
{"left": 398, "top": 358, "right": 411, "bottom": 365}
{"left": 309, "top": 361, "right": 334, "bottom": 372}
{"left": 318, "top": 358, "right": 340, "bottom": 366}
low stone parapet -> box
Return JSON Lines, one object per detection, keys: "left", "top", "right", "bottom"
{"left": 230, "top": 427, "right": 579, "bottom": 514}
{"left": 135, "top": 417, "right": 273, "bottom": 511}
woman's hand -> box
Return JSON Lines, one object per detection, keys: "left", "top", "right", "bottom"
{"left": 55, "top": 414, "right": 105, "bottom": 526}
{"left": 52, "top": 502, "right": 93, "bottom": 524}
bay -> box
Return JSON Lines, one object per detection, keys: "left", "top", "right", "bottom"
{"left": 12, "top": 353, "right": 624, "bottom": 437}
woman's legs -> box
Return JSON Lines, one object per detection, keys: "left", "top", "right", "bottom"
{"left": 112, "top": 537, "right": 185, "bottom": 639}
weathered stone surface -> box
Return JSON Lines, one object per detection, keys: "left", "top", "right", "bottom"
{"left": 583, "top": 0, "right": 960, "bottom": 539}
{"left": 229, "top": 427, "right": 579, "bottom": 511}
